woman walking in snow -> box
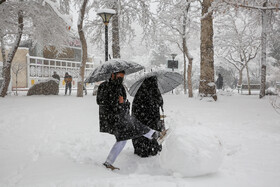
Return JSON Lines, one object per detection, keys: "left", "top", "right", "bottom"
{"left": 96, "top": 71, "right": 168, "bottom": 170}
{"left": 132, "top": 76, "right": 164, "bottom": 157}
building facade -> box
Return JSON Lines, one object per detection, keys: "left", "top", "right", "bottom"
{"left": 0, "top": 46, "right": 95, "bottom": 90}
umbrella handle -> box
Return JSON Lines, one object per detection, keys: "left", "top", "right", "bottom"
{"left": 160, "top": 106, "right": 165, "bottom": 131}
{"left": 160, "top": 106, "right": 167, "bottom": 118}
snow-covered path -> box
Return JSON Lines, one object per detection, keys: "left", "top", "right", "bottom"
{"left": 0, "top": 93, "right": 280, "bottom": 187}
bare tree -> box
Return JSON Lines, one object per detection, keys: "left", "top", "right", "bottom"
{"left": 189, "top": 0, "right": 279, "bottom": 99}
{"left": 217, "top": 0, "right": 280, "bottom": 98}
{"left": 77, "top": 0, "right": 88, "bottom": 97}
{"left": 215, "top": 11, "right": 261, "bottom": 95}
{"left": 181, "top": 2, "right": 195, "bottom": 97}
{"left": 156, "top": 0, "right": 198, "bottom": 97}
{"left": 11, "top": 62, "right": 26, "bottom": 96}
{"left": 0, "top": 5, "right": 23, "bottom": 97}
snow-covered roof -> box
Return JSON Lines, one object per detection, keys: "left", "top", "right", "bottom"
{"left": 97, "top": 9, "right": 116, "bottom": 15}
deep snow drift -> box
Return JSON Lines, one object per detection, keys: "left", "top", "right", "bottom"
{"left": 160, "top": 125, "right": 224, "bottom": 177}
{"left": 0, "top": 91, "right": 280, "bottom": 187}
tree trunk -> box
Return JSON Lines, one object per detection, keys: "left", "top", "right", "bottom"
{"left": 77, "top": 0, "right": 88, "bottom": 97}
{"left": 16, "top": 73, "right": 18, "bottom": 96}
{"left": 0, "top": 10, "right": 23, "bottom": 97}
{"left": 259, "top": 2, "right": 267, "bottom": 98}
{"left": 199, "top": 0, "right": 216, "bottom": 101}
{"left": 183, "top": 49, "right": 187, "bottom": 95}
{"left": 238, "top": 69, "right": 243, "bottom": 86}
{"left": 111, "top": 0, "right": 120, "bottom": 58}
{"left": 183, "top": 39, "right": 193, "bottom": 97}
{"left": 1, "top": 37, "right": 6, "bottom": 75}
{"left": 182, "top": 13, "right": 187, "bottom": 95}
{"left": 245, "top": 63, "right": 251, "bottom": 95}
{"left": 182, "top": 3, "right": 193, "bottom": 97}
{"left": 187, "top": 56, "right": 193, "bottom": 97}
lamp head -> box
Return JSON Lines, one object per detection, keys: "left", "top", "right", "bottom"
{"left": 97, "top": 9, "right": 116, "bottom": 25}
{"left": 170, "top": 53, "right": 177, "bottom": 60}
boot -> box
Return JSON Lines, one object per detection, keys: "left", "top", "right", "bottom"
{"left": 152, "top": 129, "right": 170, "bottom": 144}
{"left": 103, "top": 162, "right": 120, "bottom": 171}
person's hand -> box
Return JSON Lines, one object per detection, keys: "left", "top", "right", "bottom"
{"left": 119, "top": 96, "right": 124, "bottom": 104}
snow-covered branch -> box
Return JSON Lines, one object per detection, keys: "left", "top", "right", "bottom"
{"left": 223, "top": 0, "right": 280, "bottom": 11}
{"left": 43, "top": 0, "right": 72, "bottom": 28}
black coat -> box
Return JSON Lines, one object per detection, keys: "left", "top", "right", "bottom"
{"left": 52, "top": 74, "right": 60, "bottom": 81}
{"left": 216, "top": 75, "right": 223, "bottom": 89}
{"left": 132, "top": 76, "right": 164, "bottom": 157}
{"left": 96, "top": 79, "right": 150, "bottom": 142}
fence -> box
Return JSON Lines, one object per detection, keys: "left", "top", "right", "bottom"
{"left": 27, "top": 55, "right": 95, "bottom": 88}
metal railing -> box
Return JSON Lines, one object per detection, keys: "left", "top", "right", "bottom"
{"left": 27, "top": 55, "right": 95, "bottom": 88}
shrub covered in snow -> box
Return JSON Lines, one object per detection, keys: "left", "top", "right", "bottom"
{"left": 27, "top": 78, "right": 59, "bottom": 96}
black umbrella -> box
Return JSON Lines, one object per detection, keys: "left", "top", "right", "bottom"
{"left": 85, "top": 59, "right": 144, "bottom": 83}
{"left": 129, "top": 70, "right": 183, "bottom": 96}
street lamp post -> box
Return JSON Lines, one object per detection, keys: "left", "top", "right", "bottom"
{"left": 97, "top": 9, "right": 116, "bottom": 62}
{"left": 170, "top": 53, "right": 177, "bottom": 94}
{"left": 170, "top": 53, "right": 177, "bottom": 72}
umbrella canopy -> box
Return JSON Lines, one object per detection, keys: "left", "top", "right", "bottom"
{"left": 85, "top": 59, "right": 144, "bottom": 83}
{"left": 129, "top": 70, "right": 183, "bottom": 96}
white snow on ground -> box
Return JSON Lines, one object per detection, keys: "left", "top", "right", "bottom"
{"left": 0, "top": 91, "right": 280, "bottom": 187}
{"left": 160, "top": 125, "right": 224, "bottom": 177}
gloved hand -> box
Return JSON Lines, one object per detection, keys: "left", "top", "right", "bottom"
{"left": 123, "top": 100, "right": 130, "bottom": 114}
{"left": 119, "top": 96, "right": 124, "bottom": 104}
{"left": 118, "top": 99, "right": 130, "bottom": 115}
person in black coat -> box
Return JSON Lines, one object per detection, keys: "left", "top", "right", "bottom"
{"left": 97, "top": 71, "right": 167, "bottom": 170}
{"left": 216, "top": 73, "right": 223, "bottom": 90}
{"left": 52, "top": 71, "right": 60, "bottom": 91}
{"left": 52, "top": 71, "right": 60, "bottom": 81}
{"left": 132, "top": 76, "right": 164, "bottom": 157}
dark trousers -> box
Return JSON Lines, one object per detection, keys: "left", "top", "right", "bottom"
{"left": 83, "top": 85, "right": 87, "bottom": 95}
{"left": 65, "top": 83, "right": 72, "bottom": 95}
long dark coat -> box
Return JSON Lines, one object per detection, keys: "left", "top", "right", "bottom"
{"left": 216, "top": 74, "right": 223, "bottom": 89}
{"left": 132, "top": 76, "right": 164, "bottom": 157}
{"left": 96, "top": 79, "right": 150, "bottom": 142}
